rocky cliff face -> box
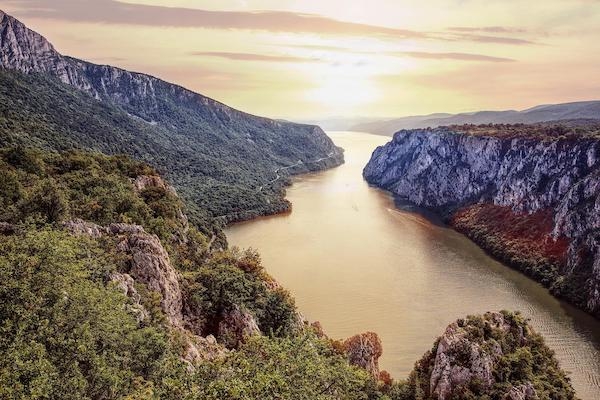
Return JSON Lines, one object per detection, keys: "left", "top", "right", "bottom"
{"left": 364, "top": 125, "right": 600, "bottom": 318}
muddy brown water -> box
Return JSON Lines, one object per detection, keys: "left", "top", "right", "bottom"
{"left": 225, "top": 131, "right": 600, "bottom": 399}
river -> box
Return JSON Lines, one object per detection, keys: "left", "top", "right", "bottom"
{"left": 225, "top": 131, "right": 600, "bottom": 399}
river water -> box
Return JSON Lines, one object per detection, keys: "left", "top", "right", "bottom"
{"left": 225, "top": 131, "right": 600, "bottom": 399}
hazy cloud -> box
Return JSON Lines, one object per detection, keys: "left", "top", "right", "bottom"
{"left": 190, "top": 51, "right": 319, "bottom": 63}
{"left": 5, "top": 0, "right": 426, "bottom": 39}
{"left": 399, "top": 51, "right": 515, "bottom": 62}
{"left": 447, "top": 26, "right": 528, "bottom": 34}
{"left": 277, "top": 45, "right": 515, "bottom": 63}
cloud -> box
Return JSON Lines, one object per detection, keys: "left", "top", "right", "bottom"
{"left": 190, "top": 51, "right": 319, "bottom": 63}
{"left": 5, "top": 0, "right": 534, "bottom": 45}
{"left": 276, "top": 44, "right": 514, "bottom": 63}
{"left": 398, "top": 51, "right": 515, "bottom": 63}
{"left": 454, "top": 34, "right": 536, "bottom": 45}
{"left": 447, "top": 26, "right": 527, "bottom": 34}
{"left": 5, "top": 0, "right": 426, "bottom": 39}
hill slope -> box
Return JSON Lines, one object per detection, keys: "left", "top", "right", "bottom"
{"left": 0, "top": 10, "right": 343, "bottom": 232}
{"left": 353, "top": 101, "right": 600, "bottom": 135}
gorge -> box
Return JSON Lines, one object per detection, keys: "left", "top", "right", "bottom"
{"left": 227, "top": 132, "right": 600, "bottom": 399}
{"left": 0, "top": 8, "right": 597, "bottom": 400}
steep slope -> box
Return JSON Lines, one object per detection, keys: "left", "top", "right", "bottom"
{"left": 353, "top": 101, "right": 600, "bottom": 135}
{"left": 364, "top": 123, "right": 600, "bottom": 318}
{"left": 0, "top": 10, "right": 343, "bottom": 229}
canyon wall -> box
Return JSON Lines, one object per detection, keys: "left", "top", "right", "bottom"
{"left": 364, "top": 125, "right": 600, "bottom": 318}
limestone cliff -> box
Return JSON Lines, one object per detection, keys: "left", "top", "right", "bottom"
{"left": 364, "top": 124, "right": 600, "bottom": 318}
{"left": 406, "top": 312, "right": 576, "bottom": 400}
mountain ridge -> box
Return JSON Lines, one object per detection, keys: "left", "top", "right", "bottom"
{"left": 351, "top": 100, "right": 600, "bottom": 135}
{"left": 0, "top": 10, "right": 344, "bottom": 234}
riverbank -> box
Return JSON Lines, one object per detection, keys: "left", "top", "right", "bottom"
{"left": 227, "top": 131, "right": 600, "bottom": 400}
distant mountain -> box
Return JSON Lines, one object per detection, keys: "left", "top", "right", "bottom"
{"left": 295, "top": 117, "right": 387, "bottom": 131}
{"left": 352, "top": 101, "right": 600, "bottom": 135}
{"left": 0, "top": 10, "right": 343, "bottom": 232}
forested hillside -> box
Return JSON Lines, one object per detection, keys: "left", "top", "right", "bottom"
{"left": 0, "top": 10, "right": 344, "bottom": 234}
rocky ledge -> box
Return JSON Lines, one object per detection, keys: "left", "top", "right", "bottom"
{"left": 364, "top": 124, "right": 600, "bottom": 318}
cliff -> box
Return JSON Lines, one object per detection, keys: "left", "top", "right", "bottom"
{"left": 364, "top": 124, "right": 600, "bottom": 318}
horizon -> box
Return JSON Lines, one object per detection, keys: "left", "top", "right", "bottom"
{"left": 2, "top": 0, "right": 599, "bottom": 120}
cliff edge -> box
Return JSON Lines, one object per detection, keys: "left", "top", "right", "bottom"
{"left": 364, "top": 123, "right": 600, "bottom": 318}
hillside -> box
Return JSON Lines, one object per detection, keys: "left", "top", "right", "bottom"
{"left": 364, "top": 123, "right": 600, "bottom": 318}
{"left": 353, "top": 101, "right": 600, "bottom": 135}
{"left": 0, "top": 10, "right": 344, "bottom": 234}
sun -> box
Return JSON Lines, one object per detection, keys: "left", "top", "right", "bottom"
{"left": 301, "top": 51, "right": 380, "bottom": 115}
{"left": 307, "top": 75, "right": 379, "bottom": 113}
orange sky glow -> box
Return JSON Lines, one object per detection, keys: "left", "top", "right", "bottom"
{"left": 2, "top": 0, "right": 599, "bottom": 119}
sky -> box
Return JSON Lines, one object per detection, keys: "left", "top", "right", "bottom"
{"left": 2, "top": 0, "right": 600, "bottom": 119}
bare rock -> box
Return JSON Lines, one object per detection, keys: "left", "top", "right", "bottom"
{"left": 108, "top": 223, "right": 145, "bottom": 235}
{"left": 217, "top": 305, "right": 260, "bottom": 348}
{"left": 182, "top": 332, "right": 227, "bottom": 370}
{"left": 62, "top": 219, "right": 187, "bottom": 330}
{"left": 503, "top": 383, "right": 537, "bottom": 400}
{"left": 133, "top": 175, "right": 170, "bottom": 193}
{"left": 311, "top": 321, "right": 327, "bottom": 338}
{"left": 343, "top": 332, "right": 383, "bottom": 378}
{"left": 120, "top": 232, "right": 184, "bottom": 327}
{"left": 109, "top": 272, "right": 149, "bottom": 323}
{"left": 63, "top": 219, "right": 105, "bottom": 238}
{"left": 429, "top": 312, "right": 520, "bottom": 400}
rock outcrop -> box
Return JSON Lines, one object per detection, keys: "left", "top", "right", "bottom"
{"left": 343, "top": 331, "right": 383, "bottom": 378}
{"left": 364, "top": 125, "right": 600, "bottom": 318}
{"left": 429, "top": 313, "right": 518, "bottom": 399}
{"left": 116, "top": 230, "right": 184, "bottom": 327}
{"left": 217, "top": 305, "right": 261, "bottom": 348}
{"left": 408, "top": 312, "right": 575, "bottom": 400}
{"left": 64, "top": 219, "right": 184, "bottom": 326}
{"left": 182, "top": 332, "right": 227, "bottom": 368}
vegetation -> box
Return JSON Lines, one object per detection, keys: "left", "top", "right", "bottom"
{"left": 0, "top": 147, "right": 385, "bottom": 399}
{"left": 450, "top": 204, "right": 589, "bottom": 313}
{"left": 448, "top": 122, "right": 600, "bottom": 140}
